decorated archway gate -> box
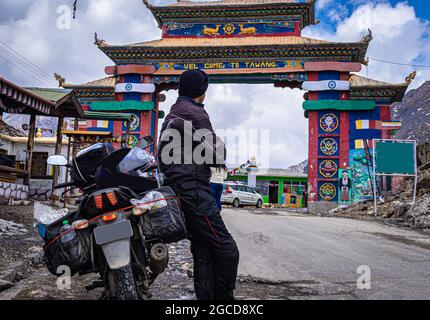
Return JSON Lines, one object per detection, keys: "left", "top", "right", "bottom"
{"left": 60, "top": 0, "right": 412, "bottom": 213}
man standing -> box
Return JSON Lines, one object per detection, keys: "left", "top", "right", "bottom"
{"left": 158, "top": 70, "right": 239, "bottom": 300}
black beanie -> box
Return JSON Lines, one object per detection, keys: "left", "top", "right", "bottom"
{"left": 178, "top": 70, "right": 209, "bottom": 98}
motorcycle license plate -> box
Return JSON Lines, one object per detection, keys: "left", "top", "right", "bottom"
{"left": 94, "top": 220, "right": 133, "bottom": 245}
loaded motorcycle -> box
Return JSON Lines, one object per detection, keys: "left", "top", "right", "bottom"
{"left": 44, "top": 137, "right": 186, "bottom": 300}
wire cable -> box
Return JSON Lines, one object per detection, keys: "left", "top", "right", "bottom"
{"left": 368, "top": 57, "right": 430, "bottom": 68}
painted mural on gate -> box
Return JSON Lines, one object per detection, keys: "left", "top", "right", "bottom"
{"left": 165, "top": 21, "right": 297, "bottom": 37}
{"left": 349, "top": 149, "right": 374, "bottom": 202}
{"left": 338, "top": 169, "right": 352, "bottom": 205}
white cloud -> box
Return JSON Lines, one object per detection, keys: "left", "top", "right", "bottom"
{"left": 304, "top": 2, "right": 430, "bottom": 88}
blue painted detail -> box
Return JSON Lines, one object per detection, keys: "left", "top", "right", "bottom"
{"left": 123, "top": 92, "right": 141, "bottom": 101}
{"left": 166, "top": 22, "right": 296, "bottom": 37}
{"left": 348, "top": 108, "right": 382, "bottom": 150}
{"left": 123, "top": 75, "right": 143, "bottom": 101}
{"left": 318, "top": 159, "right": 339, "bottom": 179}
{"left": 318, "top": 91, "right": 341, "bottom": 100}
{"left": 318, "top": 137, "right": 340, "bottom": 157}
{"left": 318, "top": 111, "right": 340, "bottom": 135}
{"left": 124, "top": 74, "right": 141, "bottom": 83}
{"left": 318, "top": 72, "right": 340, "bottom": 81}
{"left": 121, "top": 111, "right": 141, "bottom": 133}
{"left": 318, "top": 181, "right": 338, "bottom": 202}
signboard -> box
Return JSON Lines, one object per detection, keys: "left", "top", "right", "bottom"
{"left": 372, "top": 139, "right": 417, "bottom": 214}
{"left": 157, "top": 60, "right": 304, "bottom": 71}
{"left": 375, "top": 141, "right": 415, "bottom": 175}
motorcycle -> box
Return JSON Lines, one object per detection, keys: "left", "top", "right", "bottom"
{"left": 45, "top": 137, "right": 186, "bottom": 300}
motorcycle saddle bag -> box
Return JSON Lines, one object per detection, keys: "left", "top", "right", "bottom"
{"left": 137, "top": 186, "right": 187, "bottom": 243}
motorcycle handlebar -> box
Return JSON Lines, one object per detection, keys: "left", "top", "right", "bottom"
{"left": 55, "top": 181, "right": 76, "bottom": 189}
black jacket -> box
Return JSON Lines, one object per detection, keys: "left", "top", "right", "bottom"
{"left": 158, "top": 96, "right": 225, "bottom": 188}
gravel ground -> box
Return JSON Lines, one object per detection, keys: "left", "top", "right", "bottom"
{"left": 0, "top": 204, "right": 308, "bottom": 300}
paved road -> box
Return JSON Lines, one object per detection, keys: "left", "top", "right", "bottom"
{"left": 222, "top": 208, "right": 430, "bottom": 300}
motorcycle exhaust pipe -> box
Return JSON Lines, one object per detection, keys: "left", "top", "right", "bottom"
{"left": 149, "top": 243, "right": 168, "bottom": 275}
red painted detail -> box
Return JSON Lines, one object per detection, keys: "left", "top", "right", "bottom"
{"left": 140, "top": 112, "right": 151, "bottom": 137}
{"left": 162, "top": 25, "right": 168, "bottom": 38}
{"left": 380, "top": 105, "right": 391, "bottom": 139}
{"left": 294, "top": 21, "right": 301, "bottom": 36}
{"left": 317, "top": 178, "right": 338, "bottom": 182}
{"left": 340, "top": 92, "right": 349, "bottom": 100}
{"left": 308, "top": 92, "right": 318, "bottom": 100}
{"left": 204, "top": 216, "right": 221, "bottom": 243}
{"left": 82, "top": 104, "right": 90, "bottom": 111}
{"left": 308, "top": 111, "right": 319, "bottom": 202}
{"left": 319, "top": 133, "right": 342, "bottom": 138}
{"left": 113, "top": 118, "right": 122, "bottom": 137}
{"left": 304, "top": 62, "right": 362, "bottom": 72}
{"left": 339, "top": 111, "right": 350, "bottom": 168}
{"left": 115, "top": 76, "right": 124, "bottom": 102}
{"left": 105, "top": 65, "right": 156, "bottom": 76}
{"left": 339, "top": 72, "right": 350, "bottom": 81}
{"left": 307, "top": 72, "right": 318, "bottom": 81}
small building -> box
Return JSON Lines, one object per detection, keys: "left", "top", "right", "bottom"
{"left": 228, "top": 169, "right": 308, "bottom": 208}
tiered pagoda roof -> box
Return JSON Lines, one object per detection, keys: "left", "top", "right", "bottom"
{"left": 145, "top": 0, "right": 316, "bottom": 30}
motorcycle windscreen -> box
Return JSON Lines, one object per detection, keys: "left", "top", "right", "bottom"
{"left": 117, "top": 147, "right": 155, "bottom": 173}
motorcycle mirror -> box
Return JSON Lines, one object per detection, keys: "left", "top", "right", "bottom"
{"left": 47, "top": 155, "right": 68, "bottom": 166}
{"left": 137, "top": 135, "right": 154, "bottom": 149}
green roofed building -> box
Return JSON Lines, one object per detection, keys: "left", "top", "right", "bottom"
{"left": 228, "top": 168, "right": 308, "bottom": 208}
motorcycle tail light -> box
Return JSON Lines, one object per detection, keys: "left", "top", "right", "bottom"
{"left": 95, "top": 194, "right": 103, "bottom": 209}
{"left": 102, "top": 213, "right": 117, "bottom": 222}
{"left": 106, "top": 191, "right": 118, "bottom": 206}
{"left": 132, "top": 206, "right": 148, "bottom": 216}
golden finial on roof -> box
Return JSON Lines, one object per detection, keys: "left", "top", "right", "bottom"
{"left": 94, "top": 33, "right": 107, "bottom": 47}
{"left": 363, "top": 57, "right": 369, "bottom": 66}
{"left": 54, "top": 73, "right": 65, "bottom": 87}
{"left": 405, "top": 71, "right": 417, "bottom": 84}
{"left": 361, "top": 29, "right": 373, "bottom": 43}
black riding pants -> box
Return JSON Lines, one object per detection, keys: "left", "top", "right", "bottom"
{"left": 169, "top": 183, "right": 239, "bottom": 300}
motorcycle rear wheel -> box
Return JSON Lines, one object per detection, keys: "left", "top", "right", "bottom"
{"left": 109, "top": 265, "right": 139, "bottom": 300}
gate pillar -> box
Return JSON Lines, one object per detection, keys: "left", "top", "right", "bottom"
{"left": 303, "top": 62, "right": 363, "bottom": 214}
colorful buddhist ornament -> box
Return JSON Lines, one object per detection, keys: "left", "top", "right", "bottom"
{"left": 319, "top": 160, "right": 338, "bottom": 178}
{"left": 354, "top": 139, "right": 377, "bottom": 149}
{"left": 124, "top": 114, "right": 140, "bottom": 131}
{"left": 320, "top": 113, "right": 339, "bottom": 133}
{"left": 355, "top": 120, "right": 401, "bottom": 130}
{"left": 320, "top": 138, "right": 338, "bottom": 156}
{"left": 319, "top": 183, "right": 337, "bottom": 201}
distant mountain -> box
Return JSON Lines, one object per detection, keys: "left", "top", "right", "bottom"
{"left": 287, "top": 159, "right": 308, "bottom": 173}
{"left": 392, "top": 81, "right": 430, "bottom": 143}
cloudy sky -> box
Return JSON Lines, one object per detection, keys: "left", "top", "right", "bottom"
{"left": 1, "top": 0, "right": 429, "bottom": 168}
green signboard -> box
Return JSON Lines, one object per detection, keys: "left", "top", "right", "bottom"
{"left": 375, "top": 141, "right": 415, "bottom": 175}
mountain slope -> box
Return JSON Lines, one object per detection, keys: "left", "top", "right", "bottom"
{"left": 392, "top": 81, "right": 430, "bottom": 143}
